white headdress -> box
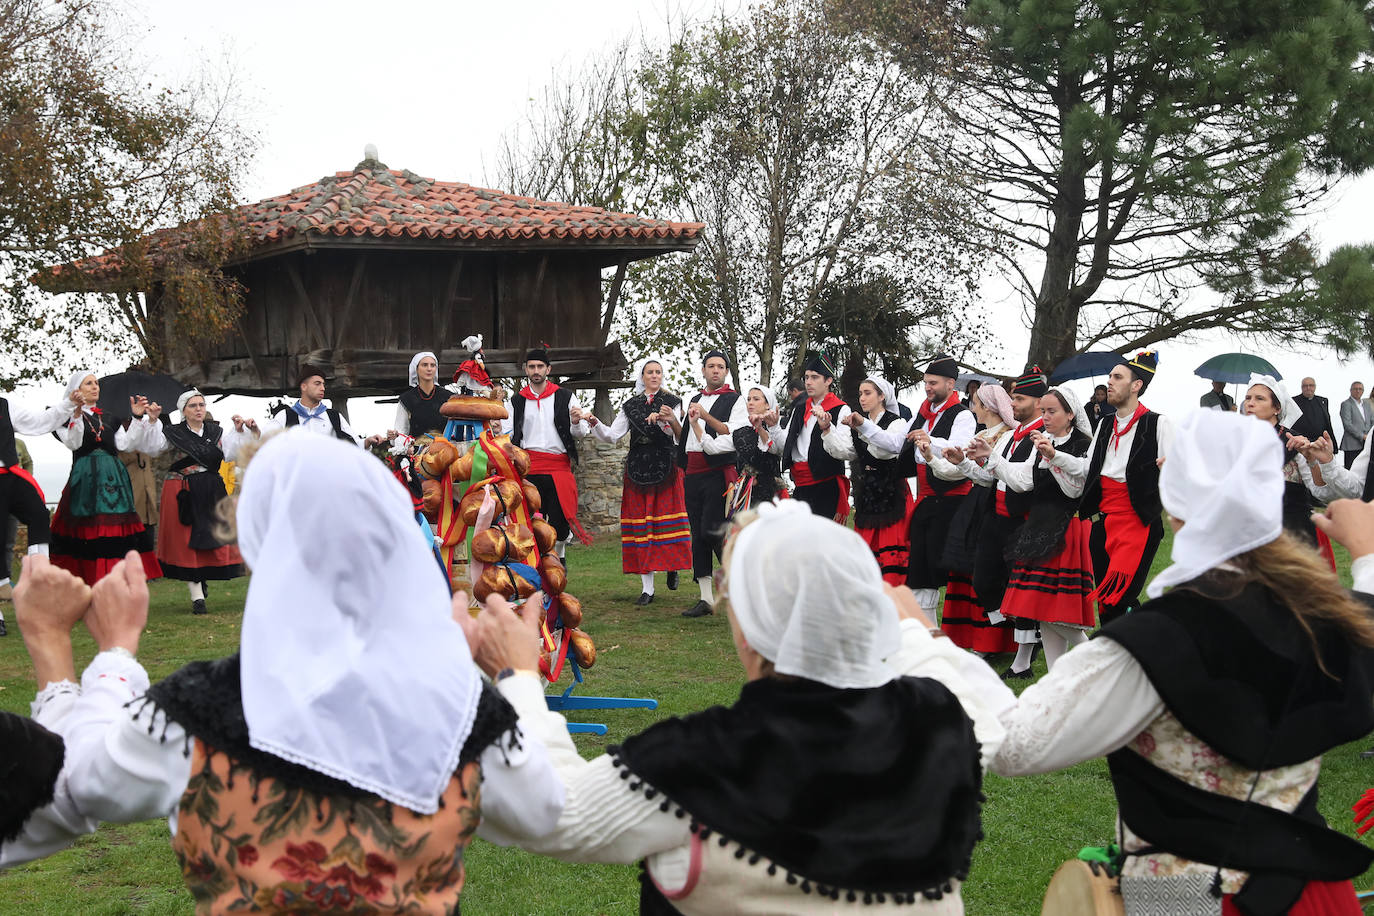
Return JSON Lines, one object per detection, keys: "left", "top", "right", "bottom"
{"left": 633, "top": 355, "right": 668, "bottom": 395}
{"left": 236, "top": 433, "right": 481, "bottom": 813}
{"left": 864, "top": 376, "right": 899, "bottom": 415}
{"left": 64, "top": 370, "right": 97, "bottom": 416}
{"left": 1048, "top": 386, "right": 1092, "bottom": 438}
{"left": 1146, "top": 411, "right": 1284, "bottom": 598}
{"left": 728, "top": 384, "right": 780, "bottom": 431}
{"left": 408, "top": 351, "right": 438, "bottom": 388}
{"left": 1245, "top": 373, "right": 1301, "bottom": 428}
{"left": 725, "top": 500, "right": 899, "bottom": 689}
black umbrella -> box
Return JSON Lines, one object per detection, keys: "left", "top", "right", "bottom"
{"left": 1048, "top": 352, "right": 1122, "bottom": 384}
{"left": 97, "top": 371, "right": 188, "bottom": 421}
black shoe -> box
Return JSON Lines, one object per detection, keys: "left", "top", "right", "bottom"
{"left": 0, "top": 618, "right": 7, "bottom": 636}
{"left": 192, "top": 599, "right": 207, "bottom": 615}
{"left": 201, "top": 581, "right": 209, "bottom": 599}
{"left": 667, "top": 570, "right": 679, "bottom": 590}
{"left": 1000, "top": 665, "right": 1033, "bottom": 680}
{"left": 682, "top": 599, "right": 714, "bottom": 618}
{"left": 634, "top": 591, "right": 654, "bottom": 606}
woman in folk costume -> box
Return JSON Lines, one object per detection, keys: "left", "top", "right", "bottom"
{"left": 986, "top": 411, "right": 1374, "bottom": 915}
{"left": 978, "top": 386, "right": 1095, "bottom": 669}
{"left": 781, "top": 352, "right": 852, "bottom": 522}
{"left": 1241, "top": 373, "right": 1337, "bottom": 569}
{"left": 725, "top": 383, "right": 786, "bottom": 517}
{"left": 140, "top": 390, "right": 248, "bottom": 615}
{"left": 49, "top": 371, "right": 161, "bottom": 585}
{"left": 586, "top": 357, "right": 691, "bottom": 606}
{"left": 462, "top": 499, "right": 1011, "bottom": 913}
{"left": 826, "top": 376, "right": 912, "bottom": 586}
{"left": 926, "top": 383, "right": 1020, "bottom": 655}
{"left": 61, "top": 433, "right": 561, "bottom": 911}
{"left": 391, "top": 351, "right": 448, "bottom": 439}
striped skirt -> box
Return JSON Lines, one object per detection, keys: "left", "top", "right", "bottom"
{"left": 620, "top": 467, "right": 692, "bottom": 574}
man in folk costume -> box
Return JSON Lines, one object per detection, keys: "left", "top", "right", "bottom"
{"left": 254, "top": 365, "right": 382, "bottom": 446}
{"left": 781, "top": 351, "right": 852, "bottom": 522}
{"left": 852, "top": 353, "right": 975, "bottom": 621}
{"left": 507, "top": 346, "right": 594, "bottom": 563}
{"left": 1072, "top": 350, "right": 1173, "bottom": 625}
{"left": 960, "top": 366, "right": 1050, "bottom": 678}
{"left": 676, "top": 350, "right": 739, "bottom": 618}
{"left": 0, "top": 393, "right": 76, "bottom": 636}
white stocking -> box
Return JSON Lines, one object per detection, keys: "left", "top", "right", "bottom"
{"left": 640, "top": 573, "right": 655, "bottom": 596}
{"left": 1010, "top": 642, "right": 1037, "bottom": 672}
{"left": 188, "top": 582, "right": 205, "bottom": 601}
{"left": 1042, "top": 622, "right": 1088, "bottom": 669}
{"left": 697, "top": 576, "right": 714, "bottom": 603}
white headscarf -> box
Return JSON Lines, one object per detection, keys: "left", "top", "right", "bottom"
{"left": 171, "top": 388, "right": 204, "bottom": 426}
{"left": 728, "top": 384, "right": 779, "bottom": 430}
{"left": 408, "top": 351, "right": 438, "bottom": 388}
{"left": 1048, "top": 386, "right": 1092, "bottom": 438}
{"left": 976, "top": 383, "right": 1017, "bottom": 430}
{"left": 863, "top": 376, "right": 899, "bottom": 415}
{"left": 236, "top": 433, "right": 480, "bottom": 814}
{"left": 65, "top": 370, "right": 97, "bottom": 416}
{"left": 633, "top": 356, "right": 668, "bottom": 395}
{"left": 725, "top": 500, "right": 899, "bottom": 689}
{"left": 1145, "top": 411, "right": 1283, "bottom": 598}
{"left": 1245, "top": 373, "right": 1301, "bottom": 428}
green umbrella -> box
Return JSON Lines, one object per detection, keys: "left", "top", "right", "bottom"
{"left": 1194, "top": 353, "right": 1281, "bottom": 384}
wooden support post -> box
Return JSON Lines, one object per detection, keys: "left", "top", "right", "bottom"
{"left": 600, "top": 257, "right": 629, "bottom": 342}
{"left": 285, "top": 258, "right": 330, "bottom": 348}
{"left": 595, "top": 386, "right": 612, "bottom": 423}
{"left": 332, "top": 254, "right": 370, "bottom": 349}
{"left": 435, "top": 256, "right": 465, "bottom": 348}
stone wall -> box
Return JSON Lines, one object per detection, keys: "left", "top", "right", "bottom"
{"left": 576, "top": 436, "right": 627, "bottom": 534}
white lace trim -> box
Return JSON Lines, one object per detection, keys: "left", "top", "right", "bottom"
{"left": 31, "top": 679, "right": 79, "bottom": 716}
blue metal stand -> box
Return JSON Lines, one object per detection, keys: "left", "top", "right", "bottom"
{"left": 544, "top": 658, "right": 657, "bottom": 735}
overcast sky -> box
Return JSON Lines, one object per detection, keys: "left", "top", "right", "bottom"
{"left": 20, "top": 0, "right": 1374, "bottom": 495}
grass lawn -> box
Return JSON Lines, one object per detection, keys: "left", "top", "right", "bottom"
{"left": 2, "top": 531, "right": 1373, "bottom": 914}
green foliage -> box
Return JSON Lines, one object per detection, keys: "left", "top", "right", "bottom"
{"left": 839, "top": 0, "right": 1374, "bottom": 373}
{"left": 1, "top": 0, "right": 255, "bottom": 386}
{"left": 493, "top": 0, "right": 995, "bottom": 389}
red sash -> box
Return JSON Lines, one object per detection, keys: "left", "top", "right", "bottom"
{"left": 1088, "top": 479, "right": 1149, "bottom": 606}
{"left": 792, "top": 461, "right": 850, "bottom": 524}
{"left": 527, "top": 450, "right": 592, "bottom": 544}
{"left": 0, "top": 465, "right": 44, "bottom": 502}
{"left": 914, "top": 463, "right": 970, "bottom": 508}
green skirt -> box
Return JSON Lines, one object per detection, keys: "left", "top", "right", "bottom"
{"left": 67, "top": 451, "right": 136, "bottom": 517}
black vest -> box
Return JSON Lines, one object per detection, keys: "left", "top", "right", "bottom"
{"left": 677, "top": 392, "right": 740, "bottom": 470}
{"left": 277, "top": 403, "right": 354, "bottom": 443}
{"left": 782, "top": 400, "right": 847, "bottom": 480}
{"left": 512, "top": 387, "right": 578, "bottom": 466}
{"left": 397, "top": 386, "right": 448, "bottom": 438}
{"left": 731, "top": 426, "right": 784, "bottom": 503}
{"left": 623, "top": 391, "right": 682, "bottom": 486}
{"left": 852, "top": 411, "right": 907, "bottom": 528}
{"left": 1078, "top": 411, "right": 1162, "bottom": 523}
{"left": 1008, "top": 427, "right": 1091, "bottom": 562}
{"left": 0, "top": 400, "right": 18, "bottom": 467}
{"left": 1365, "top": 453, "right": 1374, "bottom": 502}
{"left": 897, "top": 402, "right": 970, "bottom": 498}
{"left": 993, "top": 427, "right": 1042, "bottom": 521}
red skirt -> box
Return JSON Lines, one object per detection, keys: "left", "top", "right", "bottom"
{"left": 50, "top": 491, "right": 161, "bottom": 586}
{"left": 857, "top": 489, "right": 914, "bottom": 586}
{"left": 1223, "top": 880, "right": 1360, "bottom": 915}
{"left": 156, "top": 478, "right": 244, "bottom": 582}
{"left": 619, "top": 468, "right": 692, "bottom": 574}
{"left": 941, "top": 572, "right": 1018, "bottom": 654}
{"left": 1001, "top": 517, "right": 1096, "bottom": 627}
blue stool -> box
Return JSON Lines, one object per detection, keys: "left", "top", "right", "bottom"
{"left": 544, "top": 658, "right": 658, "bottom": 736}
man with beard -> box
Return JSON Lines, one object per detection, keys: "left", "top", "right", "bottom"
{"left": 509, "top": 346, "right": 593, "bottom": 562}
{"left": 1070, "top": 350, "right": 1172, "bottom": 625}
{"left": 847, "top": 354, "right": 974, "bottom": 623}
{"left": 676, "top": 351, "right": 740, "bottom": 618}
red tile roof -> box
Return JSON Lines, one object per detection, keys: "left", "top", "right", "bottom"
{"left": 42, "top": 165, "right": 703, "bottom": 287}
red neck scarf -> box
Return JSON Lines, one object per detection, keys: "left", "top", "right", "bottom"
{"left": 701, "top": 385, "right": 735, "bottom": 397}
{"left": 1012, "top": 416, "right": 1045, "bottom": 442}
{"left": 918, "top": 392, "right": 960, "bottom": 427}
{"left": 806, "top": 393, "right": 846, "bottom": 423}
{"left": 1111, "top": 403, "right": 1148, "bottom": 452}
{"left": 520, "top": 381, "right": 560, "bottom": 402}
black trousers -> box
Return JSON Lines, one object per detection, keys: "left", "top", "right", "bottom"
{"left": 527, "top": 474, "right": 569, "bottom": 542}
{"left": 0, "top": 473, "right": 49, "bottom": 553}
{"left": 971, "top": 512, "right": 1023, "bottom": 613}
{"left": 793, "top": 478, "right": 841, "bottom": 520}
{"left": 684, "top": 468, "right": 729, "bottom": 580}
{"left": 1089, "top": 513, "right": 1164, "bottom": 625}
{"left": 907, "top": 493, "right": 963, "bottom": 589}
{"left": 1345, "top": 449, "right": 1362, "bottom": 470}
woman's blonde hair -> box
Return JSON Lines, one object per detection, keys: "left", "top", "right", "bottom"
{"left": 1185, "top": 530, "right": 1374, "bottom": 677}
{"left": 212, "top": 430, "right": 279, "bottom": 545}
